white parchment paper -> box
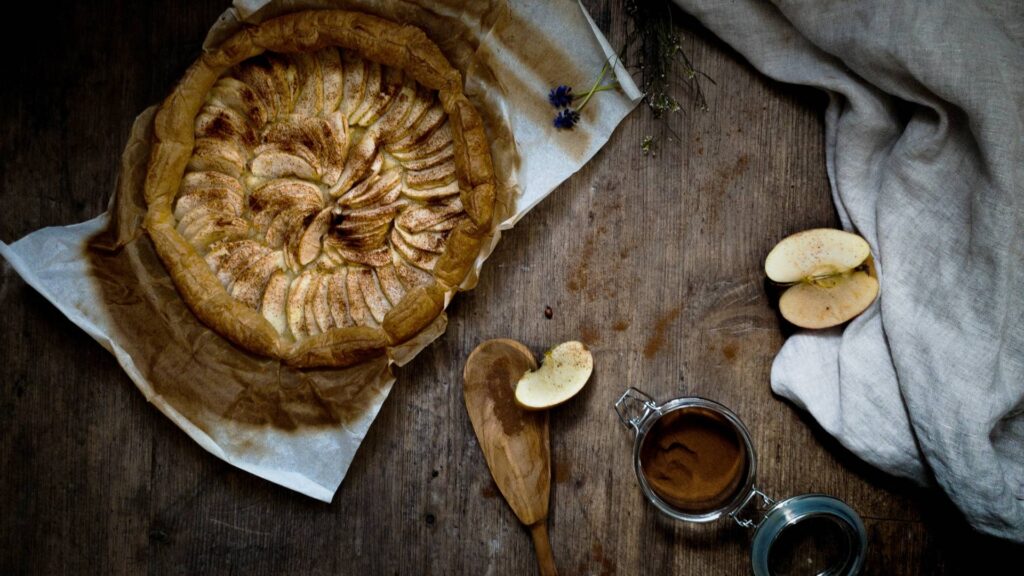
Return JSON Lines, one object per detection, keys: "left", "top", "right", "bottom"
{"left": 0, "top": 0, "right": 639, "bottom": 501}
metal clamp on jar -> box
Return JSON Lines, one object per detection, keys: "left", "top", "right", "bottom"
{"left": 615, "top": 387, "right": 868, "bottom": 576}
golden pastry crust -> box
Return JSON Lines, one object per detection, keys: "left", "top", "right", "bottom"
{"left": 144, "top": 10, "right": 496, "bottom": 367}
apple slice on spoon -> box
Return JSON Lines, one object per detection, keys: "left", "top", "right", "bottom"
{"left": 765, "top": 228, "right": 879, "bottom": 329}
{"left": 515, "top": 341, "right": 594, "bottom": 410}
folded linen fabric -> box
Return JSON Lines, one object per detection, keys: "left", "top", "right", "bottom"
{"left": 673, "top": 0, "right": 1023, "bottom": 540}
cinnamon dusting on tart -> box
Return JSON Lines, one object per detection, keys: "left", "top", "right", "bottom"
{"left": 145, "top": 11, "right": 495, "bottom": 367}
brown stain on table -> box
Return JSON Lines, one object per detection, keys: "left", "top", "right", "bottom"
{"left": 642, "top": 306, "right": 683, "bottom": 359}
{"left": 580, "top": 323, "right": 602, "bottom": 346}
{"left": 590, "top": 542, "right": 616, "bottom": 576}
{"left": 722, "top": 342, "right": 739, "bottom": 361}
{"left": 480, "top": 481, "right": 501, "bottom": 499}
{"left": 566, "top": 195, "right": 631, "bottom": 304}
{"left": 554, "top": 460, "right": 572, "bottom": 485}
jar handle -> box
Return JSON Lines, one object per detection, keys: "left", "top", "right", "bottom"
{"left": 614, "top": 387, "right": 658, "bottom": 433}
{"left": 729, "top": 486, "right": 776, "bottom": 529}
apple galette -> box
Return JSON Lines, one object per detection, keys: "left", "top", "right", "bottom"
{"left": 144, "top": 11, "right": 495, "bottom": 367}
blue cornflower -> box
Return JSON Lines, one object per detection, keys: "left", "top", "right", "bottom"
{"left": 553, "top": 109, "right": 581, "bottom": 130}
{"left": 548, "top": 85, "right": 574, "bottom": 108}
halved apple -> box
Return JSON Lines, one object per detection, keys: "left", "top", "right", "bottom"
{"left": 765, "top": 228, "right": 879, "bottom": 329}
{"left": 514, "top": 341, "right": 593, "bottom": 410}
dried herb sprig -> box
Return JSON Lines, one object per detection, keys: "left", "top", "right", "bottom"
{"left": 547, "top": 1, "right": 710, "bottom": 138}
{"left": 622, "top": 0, "right": 712, "bottom": 118}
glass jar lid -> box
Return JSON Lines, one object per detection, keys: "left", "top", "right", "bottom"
{"left": 749, "top": 494, "right": 867, "bottom": 576}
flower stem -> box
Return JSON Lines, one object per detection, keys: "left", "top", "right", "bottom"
{"left": 583, "top": 83, "right": 620, "bottom": 96}
{"left": 574, "top": 62, "right": 612, "bottom": 113}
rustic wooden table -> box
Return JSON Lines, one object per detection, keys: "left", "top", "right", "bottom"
{"left": 2, "top": 1, "right": 1021, "bottom": 574}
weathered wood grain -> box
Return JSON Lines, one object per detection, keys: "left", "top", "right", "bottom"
{"left": 1, "top": 1, "right": 1021, "bottom": 574}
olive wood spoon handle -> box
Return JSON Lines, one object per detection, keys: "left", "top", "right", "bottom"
{"left": 530, "top": 522, "right": 558, "bottom": 576}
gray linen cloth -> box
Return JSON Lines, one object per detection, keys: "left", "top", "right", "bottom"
{"left": 672, "top": 0, "right": 1024, "bottom": 540}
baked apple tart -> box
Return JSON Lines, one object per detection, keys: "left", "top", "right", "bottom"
{"left": 144, "top": 11, "right": 496, "bottom": 368}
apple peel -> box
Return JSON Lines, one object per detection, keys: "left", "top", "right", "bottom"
{"left": 514, "top": 341, "right": 593, "bottom": 410}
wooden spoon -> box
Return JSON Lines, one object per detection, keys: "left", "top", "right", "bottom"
{"left": 463, "top": 339, "right": 557, "bottom": 576}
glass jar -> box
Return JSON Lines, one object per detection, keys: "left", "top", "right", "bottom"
{"left": 615, "top": 387, "right": 868, "bottom": 576}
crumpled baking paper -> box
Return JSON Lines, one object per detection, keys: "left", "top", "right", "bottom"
{"left": 0, "top": 0, "right": 639, "bottom": 501}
